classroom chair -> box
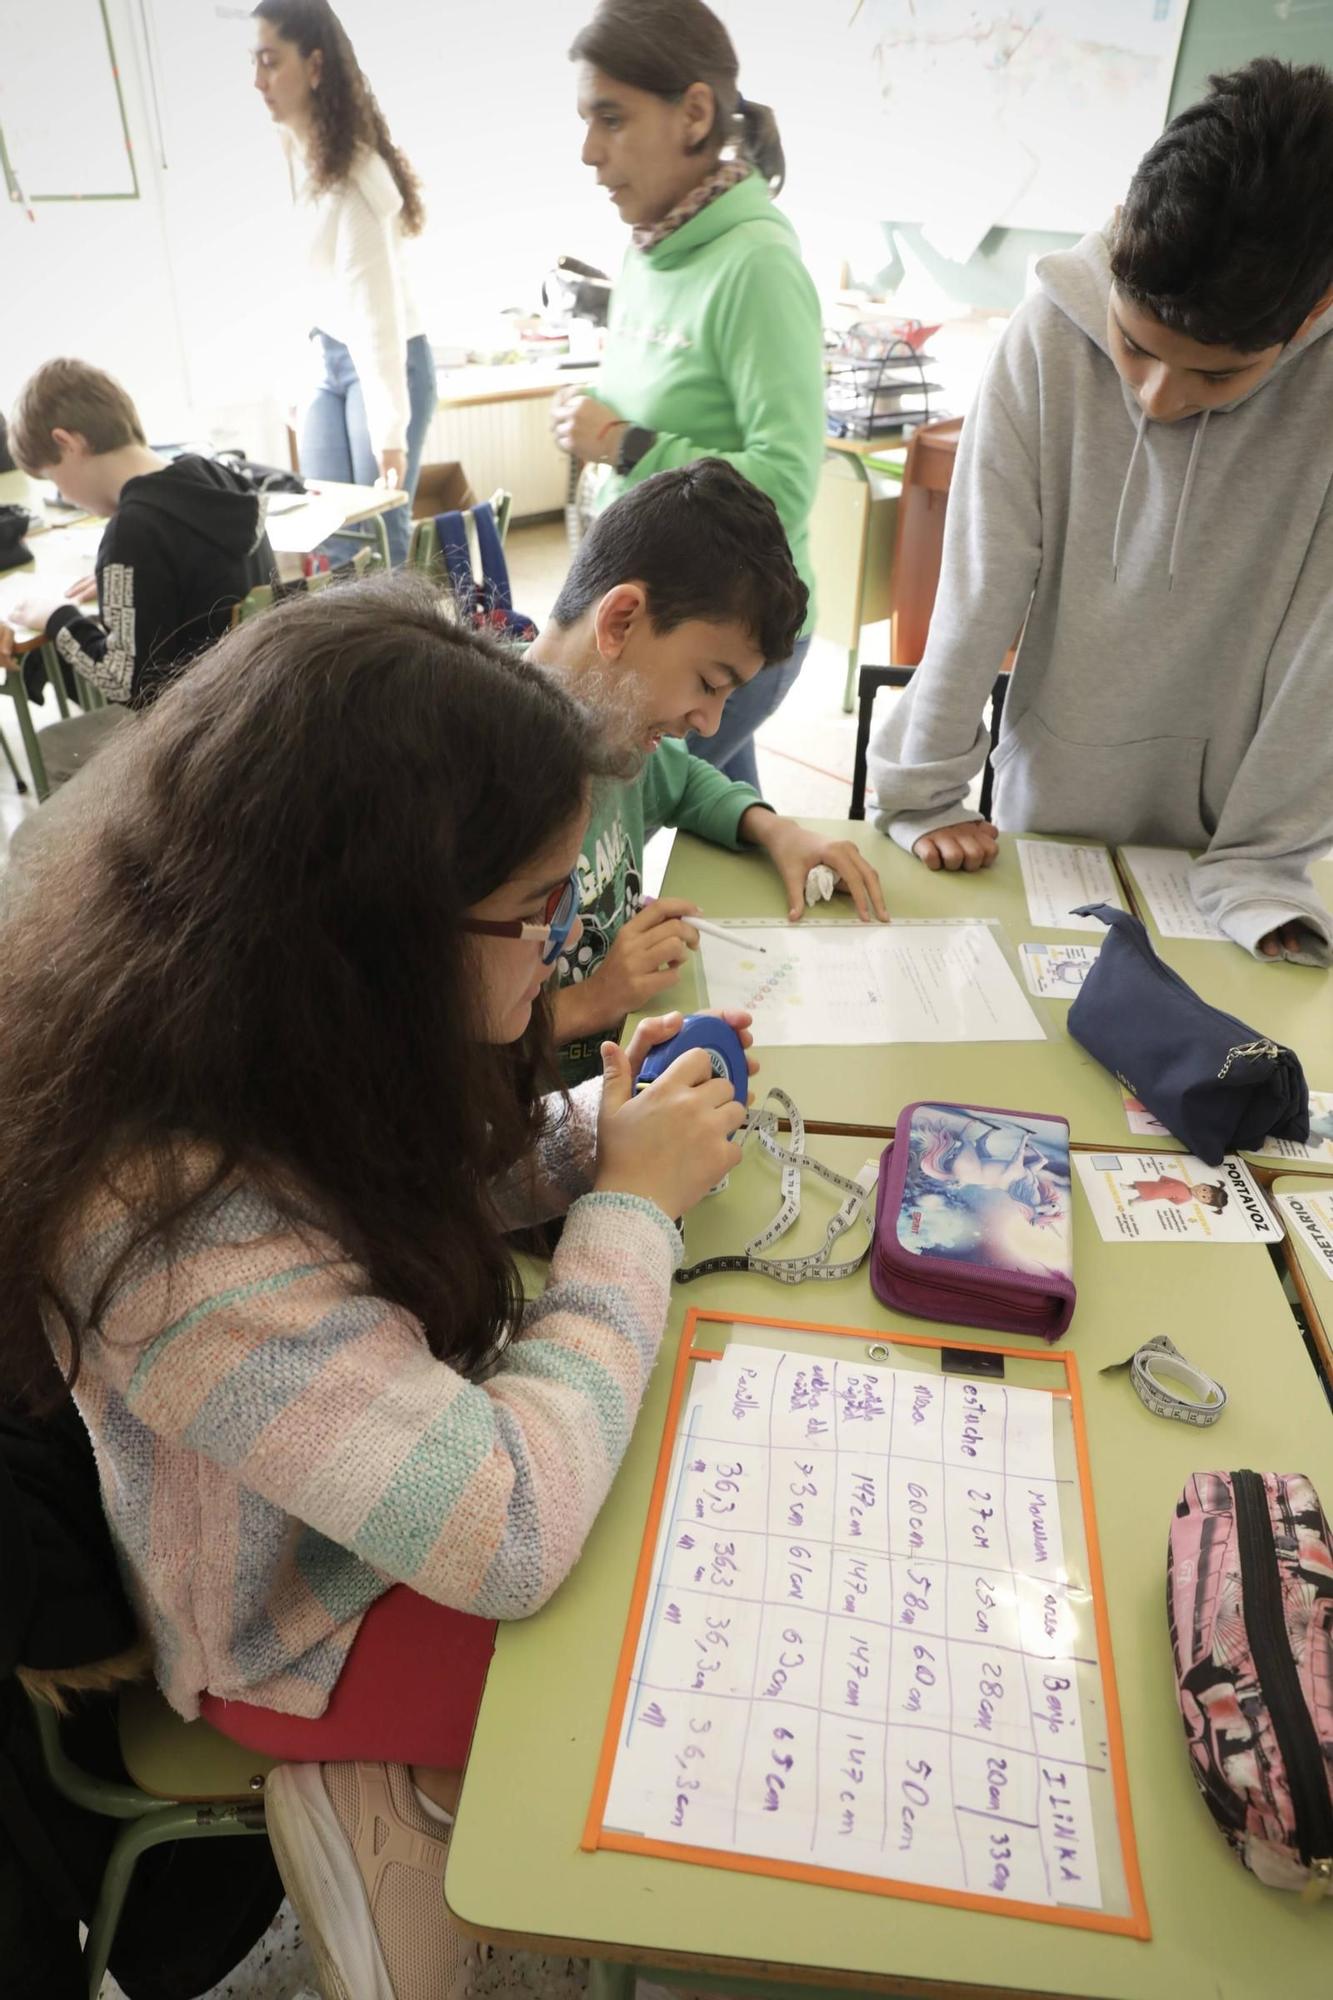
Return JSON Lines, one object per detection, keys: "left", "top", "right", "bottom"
{"left": 26, "top": 1679, "right": 272, "bottom": 1998}
{"left": 888, "top": 415, "right": 962, "bottom": 667}
{"left": 408, "top": 488, "right": 513, "bottom": 579}
{"left": 850, "top": 661, "right": 1008, "bottom": 822}
{"left": 230, "top": 545, "right": 376, "bottom": 626}
{"left": 1, "top": 720, "right": 28, "bottom": 794}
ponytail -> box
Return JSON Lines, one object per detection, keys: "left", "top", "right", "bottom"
{"left": 736, "top": 95, "right": 785, "bottom": 195}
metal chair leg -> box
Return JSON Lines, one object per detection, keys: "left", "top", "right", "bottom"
{"left": 84, "top": 1806, "right": 266, "bottom": 1997}
{"left": 0, "top": 720, "right": 28, "bottom": 794}
{"left": 587, "top": 1958, "right": 636, "bottom": 2000}
{"left": 4, "top": 664, "right": 50, "bottom": 801}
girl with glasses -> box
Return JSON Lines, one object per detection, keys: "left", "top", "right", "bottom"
{"left": 0, "top": 574, "right": 752, "bottom": 1998}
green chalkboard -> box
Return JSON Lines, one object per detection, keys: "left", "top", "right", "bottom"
{"left": 876, "top": 0, "right": 1333, "bottom": 314}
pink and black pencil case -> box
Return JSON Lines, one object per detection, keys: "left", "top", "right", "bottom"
{"left": 870, "top": 1101, "right": 1076, "bottom": 1340}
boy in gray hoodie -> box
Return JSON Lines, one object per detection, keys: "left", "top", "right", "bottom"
{"left": 869, "top": 59, "right": 1333, "bottom": 964}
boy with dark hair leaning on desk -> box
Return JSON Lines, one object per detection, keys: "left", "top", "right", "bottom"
{"left": 868, "top": 58, "right": 1333, "bottom": 965}
{"left": 526, "top": 459, "right": 888, "bottom": 1083}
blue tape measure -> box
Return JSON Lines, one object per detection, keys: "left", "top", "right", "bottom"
{"left": 635, "top": 1014, "right": 748, "bottom": 1104}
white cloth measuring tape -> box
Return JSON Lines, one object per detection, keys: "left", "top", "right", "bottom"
{"left": 676, "top": 1086, "right": 878, "bottom": 1286}
{"left": 1101, "top": 1334, "right": 1227, "bottom": 1427}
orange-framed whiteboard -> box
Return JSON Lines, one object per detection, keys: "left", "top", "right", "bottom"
{"left": 583, "top": 1310, "right": 1149, "bottom": 1940}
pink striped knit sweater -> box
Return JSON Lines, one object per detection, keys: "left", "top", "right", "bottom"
{"left": 53, "top": 1079, "right": 680, "bottom": 1721}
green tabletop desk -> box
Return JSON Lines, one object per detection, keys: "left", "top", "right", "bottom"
{"left": 641, "top": 824, "right": 1150, "bottom": 1144}
{"left": 447, "top": 1138, "right": 1333, "bottom": 1999}
{"left": 1271, "top": 1172, "right": 1333, "bottom": 1391}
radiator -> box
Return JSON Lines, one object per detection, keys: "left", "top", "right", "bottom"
{"left": 423, "top": 394, "right": 569, "bottom": 521}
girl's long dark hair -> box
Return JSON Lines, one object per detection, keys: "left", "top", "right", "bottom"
{"left": 0, "top": 575, "right": 618, "bottom": 1404}
{"left": 255, "top": 0, "right": 425, "bottom": 233}
{"left": 570, "top": 0, "right": 786, "bottom": 193}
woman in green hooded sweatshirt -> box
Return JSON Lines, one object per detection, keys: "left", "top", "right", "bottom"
{"left": 553, "top": 0, "right": 825, "bottom": 791}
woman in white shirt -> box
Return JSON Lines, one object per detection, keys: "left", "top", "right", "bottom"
{"left": 253, "top": 0, "right": 434, "bottom": 567}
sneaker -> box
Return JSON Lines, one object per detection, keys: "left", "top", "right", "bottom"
{"left": 265, "top": 1760, "right": 467, "bottom": 2000}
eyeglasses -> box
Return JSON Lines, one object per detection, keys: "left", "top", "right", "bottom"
{"left": 460, "top": 868, "right": 582, "bottom": 967}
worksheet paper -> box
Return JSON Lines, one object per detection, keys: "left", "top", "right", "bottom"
{"left": 1119, "top": 847, "right": 1228, "bottom": 942}
{"left": 1277, "top": 1191, "right": 1333, "bottom": 1283}
{"left": 1074, "top": 1152, "right": 1282, "bottom": 1244}
{"left": 1258, "top": 1091, "right": 1333, "bottom": 1166}
{"left": 602, "top": 1342, "right": 1109, "bottom": 1916}
{"left": 1016, "top": 842, "right": 1123, "bottom": 932}
{"left": 697, "top": 922, "right": 1044, "bottom": 1047}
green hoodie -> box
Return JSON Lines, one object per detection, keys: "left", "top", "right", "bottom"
{"left": 557, "top": 738, "right": 767, "bottom": 1084}
{"left": 595, "top": 174, "right": 825, "bottom": 630}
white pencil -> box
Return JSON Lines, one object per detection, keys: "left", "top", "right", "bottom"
{"left": 691, "top": 918, "right": 766, "bottom": 952}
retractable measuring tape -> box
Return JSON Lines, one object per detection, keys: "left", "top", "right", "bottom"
{"left": 638, "top": 1014, "right": 878, "bottom": 1285}
{"left": 1101, "top": 1334, "right": 1227, "bottom": 1427}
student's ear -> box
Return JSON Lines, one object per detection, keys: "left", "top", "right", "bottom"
{"left": 49, "top": 427, "right": 89, "bottom": 464}
{"left": 681, "top": 80, "right": 716, "bottom": 153}
{"left": 307, "top": 47, "right": 323, "bottom": 92}
{"left": 592, "top": 583, "right": 648, "bottom": 663}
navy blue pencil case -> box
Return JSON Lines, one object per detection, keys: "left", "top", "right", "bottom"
{"left": 1066, "top": 903, "right": 1309, "bottom": 1166}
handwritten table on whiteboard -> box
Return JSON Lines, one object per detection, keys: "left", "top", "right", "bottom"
{"left": 587, "top": 1325, "right": 1145, "bottom": 1936}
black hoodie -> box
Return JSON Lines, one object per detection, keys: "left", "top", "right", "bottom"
{"left": 43, "top": 454, "right": 275, "bottom": 708}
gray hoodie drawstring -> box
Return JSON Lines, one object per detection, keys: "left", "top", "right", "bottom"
{"left": 1168, "top": 409, "right": 1209, "bottom": 589}
{"left": 1112, "top": 406, "right": 1210, "bottom": 587}
{"left": 1111, "top": 410, "right": 1148, "bottom": 581}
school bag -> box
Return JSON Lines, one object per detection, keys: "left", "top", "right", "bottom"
{"left": 434, "top": 501, "right": 537, "bottom": 641}
{"left": 1168, "top": 1468, "right": 1333, "bottom": 1894}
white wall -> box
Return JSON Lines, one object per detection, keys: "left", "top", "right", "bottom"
{"left": 1, "top": 0, "right": 891, "bottom": 458}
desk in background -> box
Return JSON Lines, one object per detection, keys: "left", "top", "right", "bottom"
{"left": 0, "top": 472, "right": 408, "bottom": 800}
{"left": 448, "top": 1134, "right": 1333, "bottom": 1998}
{"left": 427, "top": 360, "right": 596, "bottom": 521}
{"left": 644, "top": 823, "right": 1151, "bottom": 1144}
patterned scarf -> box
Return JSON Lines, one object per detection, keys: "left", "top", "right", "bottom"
{"left": 631, "top": 158, "right": 752, "bottom": 253}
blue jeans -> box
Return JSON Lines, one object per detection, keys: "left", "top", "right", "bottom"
{"left": 688, "top": 633, "right": 812, "bottom": 791}
{"left": 301, "top": 329, "right": 436, "bottom": 567}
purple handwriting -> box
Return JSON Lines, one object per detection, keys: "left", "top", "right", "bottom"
{"left": 839, "top": 1372, "right": 886, "bottom": 1425}
{"left": 761, "top": 1627, "right": 806, "bottom": 1699}
{"left": 731, "top": 1367, "right": 761, "bottom": 1422}
{"left": 763, "top": 1725, "right": 796, "bottom": 1812}
{"left": 897, "top": 1756, "right": 932, "bottom": 1852}
{"left": 975, "top": 1658, "right": 1005, "bottom": 1734}
{"left": 897, "top": 1566, "right": 933, "bottom": 1628}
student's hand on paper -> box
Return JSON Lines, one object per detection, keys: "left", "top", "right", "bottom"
{"left": 913, "top": 821, "right": 1000, "bottom": 872}
{"left": 551, "top": 390, "right": 624, "bottom": 463}
{"left": 376, "top": 448, "right": 406, "bottom": 490}
{"left": 1258, "top": 919, "right": 1321, "bottom": 959}
{"left": 65, "top": 573, "right": 98, "bottom": 605}
{"left": 594, "top": 1041, "right": 746, "bottom": 1216}
{"left": 622, "top": 1009, "right": 760, "bottom": 1089}
{"left": 5, "top": 589, "right": 65, "bottom": 637}
{"left": 743, "top": 812, "right": 889, "bottom": 923}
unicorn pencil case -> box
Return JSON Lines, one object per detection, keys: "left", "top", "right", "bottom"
{"left": 870, "top": 1101, "right": 1076, "bottom": 1340}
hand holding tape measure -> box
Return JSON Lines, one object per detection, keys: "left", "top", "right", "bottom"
{"left": 593, "top": 1011, "right": 754, "bottom": 1219}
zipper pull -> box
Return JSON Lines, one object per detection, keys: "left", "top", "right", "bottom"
{"left": 1216, "top": 1039, "right": 1281, "bottom": 1081}
{"left": 1301, "top": 1856, "right": 1333, "bottom": 1903}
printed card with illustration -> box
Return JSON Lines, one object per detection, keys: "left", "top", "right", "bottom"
{"left": 1257, "top": 1091, "right": 1333, "bottom": 1166}
{"left": 1019, "top": 942, "right": 1100, "bottom": 1000}
{"left": 1277, "top": 1190, "right": 1333, "bottom": 1283}
{"left": 894, "top": 1106, "right": 1072, "bottom": 1284}
{"left": 1074, "top": 1152, "right": 1281, "bottom": 1244}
